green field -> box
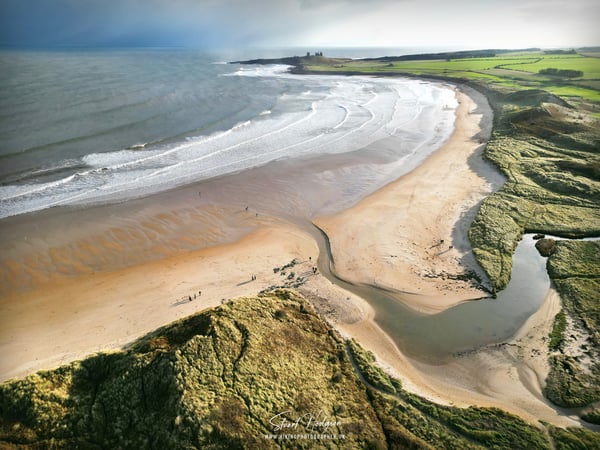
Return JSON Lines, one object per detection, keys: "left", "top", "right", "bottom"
{"left": 545, "top": 85, "right": 600, "bottom": 102}
{"left": 304, "top": 51, "right": 600, "bottom": 103}
{"left": 502, "top": 55, "right": 600, "bottom": 79}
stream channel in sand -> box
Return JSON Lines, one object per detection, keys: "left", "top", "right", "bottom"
{"left": 310, "top": 227, "right": 551, "bottom": 362}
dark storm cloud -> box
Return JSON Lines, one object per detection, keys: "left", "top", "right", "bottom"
{"left": 0, "top": 0, "right": 597, "bottom": 48}
{"left": 0, "top": 0, "right": 379, "bottom": 47}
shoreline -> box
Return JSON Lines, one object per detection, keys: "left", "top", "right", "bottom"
{"left": 0, "top": 82, "right": 574, "bottom": 427}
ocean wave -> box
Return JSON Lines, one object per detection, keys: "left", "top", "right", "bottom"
{"left": 0, "top": 159, "right": 85, "bottom": 185}
{"left": 82, "top": 149, "right": 161, "bottom": 169}
{"left": 0, "top": 165, "right": 104, "bottom": 202}
{"left": 223, "top": 64, "right": 293, "bottom": 78}
{"left": 128, "top": 143, "right": 148, "bottom": 150}
{"left": 231, "top": 120, "right": 252, "bottom": 130}
{"left": 0, "top": 76, "right": 457, "bottom": 220}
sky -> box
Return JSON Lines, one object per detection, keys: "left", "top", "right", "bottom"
{"left": 0, "top": 0, "right": 598, "bottom": 50}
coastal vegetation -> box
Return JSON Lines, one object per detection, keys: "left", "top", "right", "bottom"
{"left": 549, "top": 310, "right": 567, "bottom": 351}
{"left": 1, "top": 291, "right": 597, "bottom": 449}
{"left": 541, "top": 240, "right": 600, "bottom": 413}
{"left": 539, "top": 68, "right": 585, "bottom": 78}
{"left": 467, "top": 99, "right": 600, "bottom": 290}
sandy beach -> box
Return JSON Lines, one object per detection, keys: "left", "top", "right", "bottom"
{"left": 0, "top": 84, "right": 576, "bottom": 427}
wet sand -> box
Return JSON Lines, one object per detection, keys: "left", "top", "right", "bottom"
{"left": 0, "top": 84, "right": 574, "bottom": 427}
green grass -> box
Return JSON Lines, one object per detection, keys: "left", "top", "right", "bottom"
{"left": 549, "top": 310, "right": 567, "bottom": 351}
{"left": 347, "top": 338, "right": 402, "bottom": 394}
{"left": 348, "top": 52, "right": 600, "bottom": 80}
{"left": 549, "top": 425, "right": 600, "bottom": 449}
{"left": 0, "top": 291, "right": 388, "bottom": 448}
{"left": 505, "top": 56, "right": 600, "bottom": 79}
{"left": 547, "top": 240, "right": 600, "bottom": 279}
{"left": 582, "top": 408, "right": 600, "bottom": 425}
{"left": 543, "top": 241, "right": 600, "bottom": 409}
{"left": 545, "top": 353, "right": 600, "bottom": 408}
{"left": 545, "top": 85, "right": 600, "bottom": 102}
{"left": 304, "top": 51, "right": 600, "bottom": 102}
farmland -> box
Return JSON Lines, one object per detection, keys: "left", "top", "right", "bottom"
{"left": 301, "top": 50, "right": 600, "bottom": 106}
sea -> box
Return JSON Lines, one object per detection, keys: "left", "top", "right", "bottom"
{"left": 0, "top": 48, "right": 458, "bottom": 219}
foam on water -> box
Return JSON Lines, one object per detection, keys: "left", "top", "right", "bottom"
{"left": 223, "top": 64, "right": 293, "bottom": 77}
{"left": 0, "top": 67, "right": 457, "bottom": 219}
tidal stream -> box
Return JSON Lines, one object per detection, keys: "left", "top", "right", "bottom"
{"left": 312, "top": 227, "right": 551, "bottom": 363}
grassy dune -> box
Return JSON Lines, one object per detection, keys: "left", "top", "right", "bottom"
{"left": 469, "top": 97, "right": 600, "bottom": 290}
{"left": 542, "top": 241, "right": 600, "bottom": 414}
{"left": 2, "top": 291, "right": 597, "bottom": 449}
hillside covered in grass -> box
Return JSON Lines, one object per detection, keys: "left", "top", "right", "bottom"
{"left": 468, "top": 87, "right": 599, "bottom": 292}
{"left": 1, "top": 290, "right": 598, "bottom": 449}
{"left": 536, "top": 239, "right": 600, "bottom": 420}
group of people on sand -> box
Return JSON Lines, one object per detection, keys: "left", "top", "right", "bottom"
{"left": 308, "top": 256, "right": 318, "bottom": 274}
{"left": 178, "top": 256, "right": 319, "bottom": 305}
{"left": 187, "top": 290, "right": 202, "bottom": 302}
